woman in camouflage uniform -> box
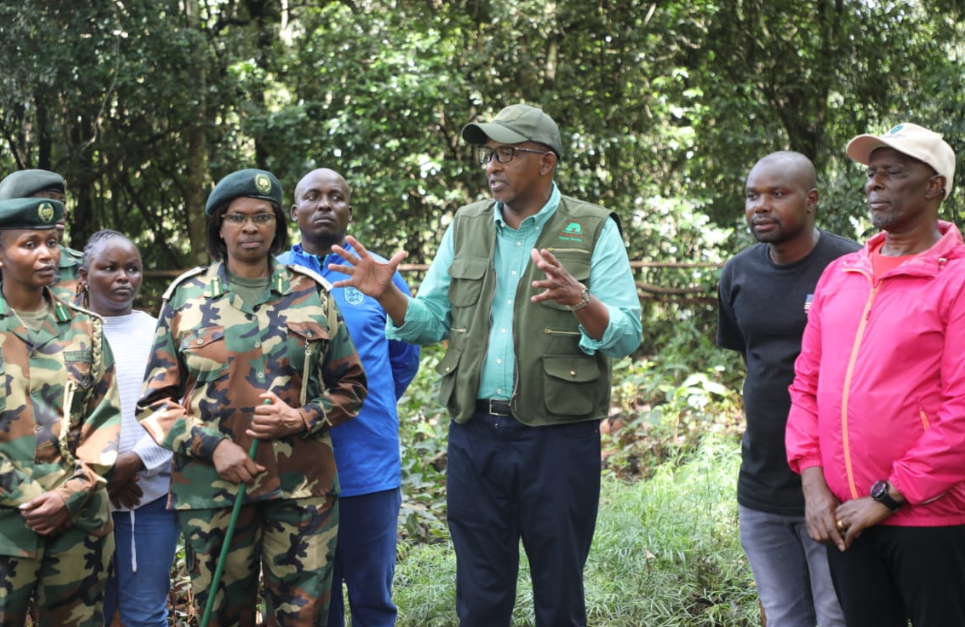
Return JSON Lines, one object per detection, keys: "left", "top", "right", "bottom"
{"left": 137, "top": 169, "right": 367, "bottom": 627}
{"left": 0, "top": 197, "right": 122, "bottom": 627}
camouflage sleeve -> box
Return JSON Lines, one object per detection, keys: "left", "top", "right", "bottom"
{"left": 54, "top": 326, "right": 122, "bottom": 518}
{"left": 300, "top": 298, "right": 367, "bottom": 435}
{"left": 0, "top": 457, "right": 45, "bottom": 507}
{"left": 136, "top": 300, "right": 227, "bottom": 459}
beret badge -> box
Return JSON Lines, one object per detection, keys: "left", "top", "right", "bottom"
{"left": 38, "top": 202, "right": 55, "bottom": 223}
{"left": 254, "top": 174, "right": 272, "bottom": 195}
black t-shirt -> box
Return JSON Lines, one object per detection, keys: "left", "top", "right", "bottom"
{"left": 717, "top": 231, "right": 861, "bottom": 516}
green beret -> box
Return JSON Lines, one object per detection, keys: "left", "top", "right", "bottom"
{"left": 204, "top": 169, "right": 283, "bottom": 216}
{"left": 0, "top": 169, "right": 66, "bottom": 200}
{"left": 0, "top": 198, "right": 65, "bottom": 230}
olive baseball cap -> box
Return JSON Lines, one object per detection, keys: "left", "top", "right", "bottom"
{"left": 847, "top": 123, "right": 956, "bottom": 199}
{"left": 204, "top": 169, "right": 283, "bottom": 216}
{"left": 461, "top": 104, "right": 563, "bottom": 159}
{"left": 0, "top": 198, "right": 64, "bottom": 230}
{"left": 0, "top": 169, "right": 66, "bottom": 200}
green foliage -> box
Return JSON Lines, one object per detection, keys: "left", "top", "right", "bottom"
{"left": 397, "top": 346, "right": 450, "bottom": 544}
{"left": 604, "top": 299, "right": 745, "bottom": 479}
{"left": 5, "top": 0, "right": 965, "bottom": 269}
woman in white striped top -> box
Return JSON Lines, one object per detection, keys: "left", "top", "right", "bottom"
{"left": 76, "top": 230, "right": 178, "bottom": 627}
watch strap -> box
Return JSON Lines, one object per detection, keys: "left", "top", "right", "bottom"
{"left": 568, "top": 285, "right": 590, "bottom": 312}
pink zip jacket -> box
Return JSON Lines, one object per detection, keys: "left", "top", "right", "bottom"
{"left": 786, "top": 221, "right": 965, "bottom": 527}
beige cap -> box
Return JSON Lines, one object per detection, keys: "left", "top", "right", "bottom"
{"left": 846, "top": 123, "right": 956, "bottom": 199}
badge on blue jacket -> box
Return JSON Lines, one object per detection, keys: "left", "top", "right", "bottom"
{"left": 345, "top": 287, "right": 365, "bottom": 306}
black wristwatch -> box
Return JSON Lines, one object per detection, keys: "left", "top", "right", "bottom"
{"left": 871, "top": 480, "right": 903, "bottom": 512}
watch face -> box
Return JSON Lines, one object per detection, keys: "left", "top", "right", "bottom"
{"left": 871, "top": 481, "right": 887, "bottom": 499}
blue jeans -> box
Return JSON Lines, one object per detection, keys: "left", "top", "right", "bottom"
{"left": 328, "top": 488, "right": 402, "bottom": 627}
{"left": 738, "top": 505, "right": 845, "bottom": 627}
{"left": 103, "top": 496, "right": 180, "bottom": 627}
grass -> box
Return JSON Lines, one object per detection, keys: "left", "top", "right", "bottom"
{"left": 392, "top": 436, "right": 760, "bottom": 627}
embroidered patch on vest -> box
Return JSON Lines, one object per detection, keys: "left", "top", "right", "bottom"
{"left": 559, "top": 221, "right": 585, "bottom": 242}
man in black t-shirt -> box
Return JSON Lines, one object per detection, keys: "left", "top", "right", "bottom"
{"left": 718, "top": 151, "right": 858, "bottom": 627}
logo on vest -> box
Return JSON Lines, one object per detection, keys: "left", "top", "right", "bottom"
{"left": 345, "top": 286, "right": 365, "bottom": 305}
{"left": 559, "top": 221, "right": 584, "bottom": 242}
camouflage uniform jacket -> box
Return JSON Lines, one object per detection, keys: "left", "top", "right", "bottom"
{"left": 0, "top": 288, "right": 121, "bottom": 558}
{"left": 51, "top": 244, "right": 83, "bottom": 302}
{"left": 137, "top": 261, "right": 367, "bottom": 510}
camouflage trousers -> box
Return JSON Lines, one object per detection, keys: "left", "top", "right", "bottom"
{"left": 178, "top": 496, "right": 338, "bottom": 627}
{"left": 0, "top": 531, "right": 114, "bottom": 627}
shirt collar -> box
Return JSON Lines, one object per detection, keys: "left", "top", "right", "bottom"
{"left": 493, "top": 183, "right": 561, "bottom": 230}
{"left": 205, "top": 260, "right": 290, "bottom": 298}
{"left": 291, "top": 241, "right": 351, "bottom": 266}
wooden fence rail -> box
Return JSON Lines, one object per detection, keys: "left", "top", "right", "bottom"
{"left": 139, "top": 260, "right": 724, "bottom": 311}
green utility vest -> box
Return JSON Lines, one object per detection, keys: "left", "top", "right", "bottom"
{"left": 436, "top": 195, "right": 618, "bottom": 426}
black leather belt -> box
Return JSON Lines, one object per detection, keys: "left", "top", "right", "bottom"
{"left": 475, "top": 398, "right": 512, "bottom": 416}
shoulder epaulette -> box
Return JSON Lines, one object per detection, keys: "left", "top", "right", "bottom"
{"left": 162, "top": 267, "right": 206, "bottom": 301}
{"left": 62, "top": 246, "right": 84, "bottom": 261}
{"left": 287, "top": 264, "right": 334, "bottom": 292}
{"left": 61, "top": 299, "right": 103, "bottom": 322}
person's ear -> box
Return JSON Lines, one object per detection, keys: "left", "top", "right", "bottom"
{"left": 540, "top": 152, "right": 558, "bottom": 176}
{"left": 927, "top": 175, "right": 947, "bottom": 200}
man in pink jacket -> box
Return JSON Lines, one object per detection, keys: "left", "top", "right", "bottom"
{"left": 786, "top": 122, "right": 965, "bottom": 627}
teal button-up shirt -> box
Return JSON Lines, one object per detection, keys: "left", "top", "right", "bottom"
{"left": 388, "top": 184, "right": 642, "bottom": 400}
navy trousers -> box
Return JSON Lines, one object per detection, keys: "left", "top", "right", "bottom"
{"left": 446, "top": 412, "right": 601, "bottom": 627}
{"left": 327, "top": 488, "right": 402, "bottom": 627}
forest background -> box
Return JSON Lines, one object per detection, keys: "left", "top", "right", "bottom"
{"left": 3, "top": 0, "right": 965, "bottom": 625}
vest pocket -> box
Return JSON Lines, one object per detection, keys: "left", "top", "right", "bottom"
{"left": 536, "top": 254, "right": 591, "bottom": 311}
{"left": 542, "top": 354, "right": 600, "bottom": 416}
{"left": 435, "top": 348, "right": 462, "bottom": 408}
{"left": 448, "top": 256, "right": 488, "bottom": 307}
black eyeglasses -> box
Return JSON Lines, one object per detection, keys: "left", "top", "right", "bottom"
{"left": 476, "top": 145, "right": 551, "bottom": 165}
{"left": 222, "top": 213, "right": 276, "bottom": 226}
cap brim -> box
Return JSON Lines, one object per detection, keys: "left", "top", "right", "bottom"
{"left": 846, "top": 135, "right": 896, "bottom": 166}
{"left": 461, "top": 122, "right": 529, "bottom": 146}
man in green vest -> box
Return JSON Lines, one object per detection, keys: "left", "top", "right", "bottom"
{"left": 329, "top": 104, "right": 642, "bottom": 627}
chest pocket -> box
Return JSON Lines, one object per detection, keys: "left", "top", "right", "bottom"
{"left": 287, "top": 321, "right": 330, "bottom": 405}
{"left": 448, "top": 256, "right": 489, "bottom": 308}
{"left": 64, "top": 354, "right": 94, "bottom": 416}
{"left": 181, "top": 327, "right": 228, "bottom": 382}
{"left": 538, "top": 249, "right": 591, "bottom": 312}
{"left": 287, "top": 320, "right": 330, "bottom": 368}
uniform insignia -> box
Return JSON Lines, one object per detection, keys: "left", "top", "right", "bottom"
{"left": 344, "top": 287, "right": 364, "bottom": 305}
{"left": 287, "top": 264, "right": 334, "bottom": 292}
{"left": 64, "top": 350, "right": 92, "bottom": 362}
{"left": 804, "top": 293, "right": 814, "bottom": 314}
{"left": 54, "top": 300, "right": 74, "bottom": 321}
{"left": 38, "top": 202, "right": 55, "bottom": 223}
{"left": 254, "top": 173, "right": 272, "bottom": 194}
{"left": 162, "top": 267, "right": 206, "bottom": 301}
